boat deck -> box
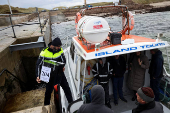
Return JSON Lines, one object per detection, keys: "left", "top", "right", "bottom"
{"left": 64, "top": 67, "right": 170, "bottom": 112}
{"left": 110, "top": 95, "right": 137, "bottom": 112}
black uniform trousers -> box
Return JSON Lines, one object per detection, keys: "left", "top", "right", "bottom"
{"left": 99, "top": 82, "right": 109, "bottom": 104}
{"left": 44, "top": 72, "right": 73, "bottom": 105}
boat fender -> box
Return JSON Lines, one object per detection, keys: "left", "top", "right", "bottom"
{"left": 122, "top": 11, "right": 134, "bottom": 34}
{"left": 75, "top": 12, "right": 82, "bottom": 35}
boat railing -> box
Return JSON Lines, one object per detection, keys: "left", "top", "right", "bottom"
{"left": 78, "top": 4, "right": 131, "bottom": 35}
{"left": 61, "top": 34, "right": 75, "bottom": 48}
{"left": 80, "top": 5, "right": 128, "bottom": 16}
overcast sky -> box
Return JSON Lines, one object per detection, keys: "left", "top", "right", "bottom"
{"left": 0, "top": 0, "right": 114, "bottom": 9}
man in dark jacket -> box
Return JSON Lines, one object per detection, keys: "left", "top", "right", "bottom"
{"left": 132, "top": 87, "right": 163, "bottom": 113}
{"left": 110, "top": 55, "right": 127, "bottom": 105}
{"left": 36, "top": 37, "right": 73, "bottom": 105}
{"left": 149, "top": 49, "right": 164, "bottom": 101}
{"left": 92, "top": 58, "right": 113, "bottom": 108}
{"left": 77, "top": 85, "right": 114, "bottom": 113}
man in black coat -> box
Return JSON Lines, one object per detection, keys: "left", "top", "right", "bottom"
{"left": 77, "top": 85, "right": 114, "bottom": 113}
{"left": 132, "top": 87, "right": 163, "bottom": 113}
{"left": 110, "top": 55, "right": 127, "bottom": 105}
{"left": 36, "top": 38, "right": 73, "bottom": 105}
{"left": 92, "top": 58, "right": 113, "bottom": 108}
{"left": 149, "top": 49, "right": 164, "bottom": 101}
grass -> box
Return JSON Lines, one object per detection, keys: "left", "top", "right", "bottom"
{"left": 0, "top": 5, "right": 46, "bottom": 14}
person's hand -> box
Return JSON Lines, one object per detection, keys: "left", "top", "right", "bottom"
{"left": 138, "top": 58, "right": 142, "bottom": 65}
{"left": 153, "top": 77, "right": 155, "bottom": 79}
{"left": 36, "top": 77, "right": 41, "bottom": 83}
{"left": 63, "top": 67, "right": 65, "bottom": 71}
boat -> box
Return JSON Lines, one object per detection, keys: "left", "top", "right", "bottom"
{"left": 55, "top": 4, "right": 170, "bottom": 113}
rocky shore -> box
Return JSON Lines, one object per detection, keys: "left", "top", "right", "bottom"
{"left": 63, "top": 1, "right": 170, "bottom": 21}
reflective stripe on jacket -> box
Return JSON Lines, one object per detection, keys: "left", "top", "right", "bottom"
{"left": 40, "top": 47, "right": 64, "bottom": 61}
{"left": 36, "top": 47, "right": 66, "bottom": 78}
{"left": 92, "top": 62, "right": 113, "bottom": 83}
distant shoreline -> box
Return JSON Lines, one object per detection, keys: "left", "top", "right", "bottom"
{"left": 63, "top": 1, "right": 170, "bottom": 22}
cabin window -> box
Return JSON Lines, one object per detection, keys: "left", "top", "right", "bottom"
{"left": 70, "top": 41, "right": 75, "bottom": 61}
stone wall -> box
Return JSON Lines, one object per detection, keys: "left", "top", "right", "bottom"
{"left": 0, "top": 36, "right": 45, "bottom": 112}
{"left": 44, "top": 19, "right": 51, "bottom": 47}
{"left": 0, "top": 46, "right": 26, "bottom": 112}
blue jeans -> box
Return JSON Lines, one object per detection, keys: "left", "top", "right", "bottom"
{"left": 150, "top": 78, "right": 161, "bottom": 101}
{"left": 112, "top": 77, "right": 124, "bottom": 101}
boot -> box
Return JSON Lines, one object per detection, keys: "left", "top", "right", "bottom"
{"left": 114, "top": 100, "right": 118, "bottom": 106}
{"left": 120, "top": 97, "right": 127, "bottom": 103}
{"left": 106, "top": 102, "right": 111, "bottom": 108}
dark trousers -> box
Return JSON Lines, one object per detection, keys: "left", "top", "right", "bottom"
{"left": 112, "top": 77, "right": 124, "bottom": 100}
{"left": 44, "top": 72, "right": 73, "bottom": 105}
{"left": 150, "top": 78, "right": 161, "bottom": 101}
{"left": 99, "top": 83, "right": 109, "bottom": 104}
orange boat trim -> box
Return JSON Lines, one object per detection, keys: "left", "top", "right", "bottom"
{"left": 74, "top": 35, "right": 156, "bottom": 53}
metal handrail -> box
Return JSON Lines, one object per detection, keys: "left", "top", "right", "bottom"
{"left": 0, "top": 68, "right": 26, "bottom": 84}
{"left": 0, "top": 23, "right": 41, "bottom": 31}
{"left": 0, "top": 12, "right": 38, "bottom": 16}
{"left": 0, "top": 11, "right": 43, "bottom": 37}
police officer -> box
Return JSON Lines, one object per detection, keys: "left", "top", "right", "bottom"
{"left": 36, "top": 37, "right": 73, "bottom": 105}
{"left": 92, "top": 58, "right": 113, "bottom": 108}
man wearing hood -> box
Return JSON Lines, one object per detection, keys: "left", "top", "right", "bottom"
{"left": 36, "top": 37, "right": 73, "bottom": 105}
{"left": 132, "top": 87, "right": 163, "bottom": 113}
{"left": 77, "top": 85, "right": 114, "bottom": 113}
{"left": 149, "top": 49, "right": 164, "bottom": 101}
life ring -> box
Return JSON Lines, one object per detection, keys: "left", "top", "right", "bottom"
{"left": 122, "top": 11, "right": 134, "bottom": 34}
{"left": 80, "top": 59, "right": 97, "bottom": 86}
{"left": 75, "top": 12, "right": 82, "bottom": 35}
